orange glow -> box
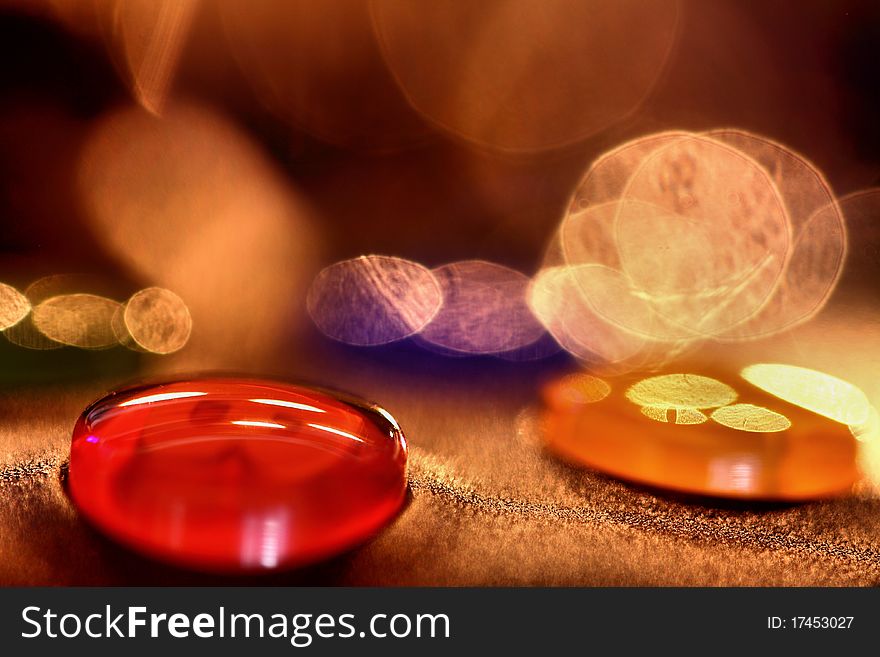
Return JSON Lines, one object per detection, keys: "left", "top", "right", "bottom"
{"left": 371, "top": 0, "right": 681, "bottom": 152}
{"left": 741, "top": 363, "right": 870, "bottom": 426}
{"left": 542, "top": 372, "right": 611, "bottom": 411}
{"left": 78, "top": 102, "right": 319, "bottom": 367}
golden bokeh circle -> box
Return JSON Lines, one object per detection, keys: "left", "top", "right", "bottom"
{"left": 31, "top": 293, "right": 121, "bottom": 349}
{"left": 0, "top": 283, "right": 30, "bottom": 331}
{"left": 626, "top": 374, "right": 738, "bottom": 410}
{"left": 123, "top": 287, "right": 192, "bottom": 354}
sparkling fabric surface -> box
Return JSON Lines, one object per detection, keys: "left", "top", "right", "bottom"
{"left": 2, "top": 297, "right": 880, "bottom": 585}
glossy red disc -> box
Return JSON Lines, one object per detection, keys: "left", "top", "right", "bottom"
{"left": 68, "top": 378, "right": 408, "bottom": 572}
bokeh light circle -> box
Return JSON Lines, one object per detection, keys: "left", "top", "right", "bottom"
{"left": 707, "top": 130, "right": 845, "bottom": 340}
{"left": 418, "top": 260, "right": 545, "bottom": 354}
{"left": 710, "top": 404, "right": 792, "bottom": 433}
{"left": 0, "top": 283, "right": 30, "bottom": 331}
{"left": 528, "top": 265, "right": 647, "bottom": 365}
{"left": 307, "top": 255, "right": 442, "bottom": 346}
{"left": 616, "top": 133, "right": 791, "bottom": 336}
{"left": 741, "top": 363, "right": 870, "bottom": 427}
{"left": 626, "top": 374, "right": 738, "bottom": 410}
{"left": 123, "top": 287, "right": 192, "bottom": 354}
{"left": 78, "top": 101, "right": 319, "bottom": 367}
{"left": 32, "top": 293, "right": 121, "bottom": 349}
{"left": 371, "top": 0, "right": 681, "bottom": 152}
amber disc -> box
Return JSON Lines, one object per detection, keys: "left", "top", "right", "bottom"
{"left": 542, "top": 369, "right": 858, "bottom": 501}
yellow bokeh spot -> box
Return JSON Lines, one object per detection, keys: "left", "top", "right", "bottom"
{"left": 640, "top": 406, "right": 708, "bottom": 424}
{"left": 123, "top": 287, "right": 192, "bottom": 354}
{"left": 675, "top": 408, "right": 709, "bottom": 425}
{"left": 640, "top": 406, "right": 668, "bottom": 422}
{"left": 557, "top": 373, "right": 612, "bottom": 405}
{"left": 0, "top": 282, "right": 30, "bottom": 331}
{"left": 710, "top": 403, "right": 791, "bottom": 433}
{"left": 626, "top": 373, "right": 737, "bottom": 410}
{"left": 741, "top": 363, "right": 869, "bottom": 426}
{"left": 31, "top": 294, "right": 120, "bottom": 349}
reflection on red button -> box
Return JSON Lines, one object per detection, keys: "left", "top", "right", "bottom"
{"left": 68, "top": 378, "right": 408, "bottom": 572}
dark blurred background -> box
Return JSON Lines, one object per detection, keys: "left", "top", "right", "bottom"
{"left": 2, "top": 3, "right": 878, "bottom": 256}
{"left": 0, "top": 0, "right": 879, "bottom": 370}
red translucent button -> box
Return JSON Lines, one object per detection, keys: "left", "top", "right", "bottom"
{"left": 68, "top": 378, "right": 408, "bottom": 572}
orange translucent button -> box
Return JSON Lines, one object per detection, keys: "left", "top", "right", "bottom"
{"left": 68, "top": 378, "right": 408, "bottom": 572}
{"left": 542, "top": 369, "right": 860, "bottom": 500}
